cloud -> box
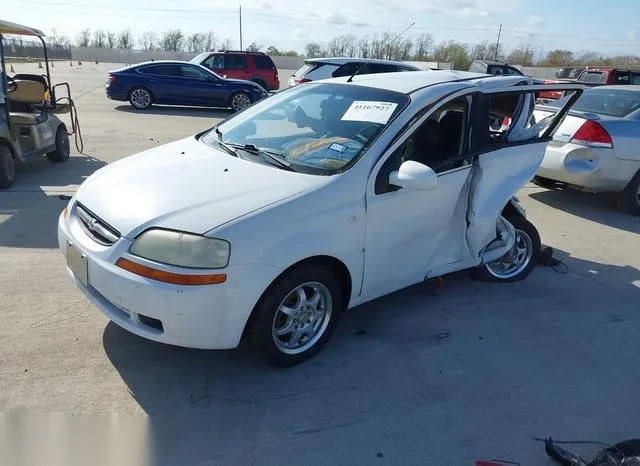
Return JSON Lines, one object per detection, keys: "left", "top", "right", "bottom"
{"left": 528, "top": 15, "right": 547, "bottom": 27}
{"left": 626, "top": 30, "right": 636, "bottom": 40}
{"left": 261, "top": 2, "right": 271, "bottom": 9}
{"left": 327, "top": 13, "right": 348, "bottom": 24}
{"left": 353, "top": 22, "right": 370, "bottom": 28}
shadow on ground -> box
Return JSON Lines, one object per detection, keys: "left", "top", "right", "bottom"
{"left": 114, "top": 105, "right": 232, "bottom": 119}
{"left": 103, "top": 247, "right": 640, "bottom": 466}
{"left": 0, "top": 155, "right": 105, "bottom": 248}
{"left": 530, "top": 187, "right": 640, "bottom": 234}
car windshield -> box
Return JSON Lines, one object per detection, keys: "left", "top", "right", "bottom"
{"left": 546, "top": 89, "right": 640, "bottom": 117}
{"left": 201, "top": 83, "right": 410, "bottom": 174}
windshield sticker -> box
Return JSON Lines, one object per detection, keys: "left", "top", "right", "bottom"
{"left": 329, "top": 143, "right": 347, "bottom": 153}
{"left": 341, "top": 101, "right": 398, "bottom": 124}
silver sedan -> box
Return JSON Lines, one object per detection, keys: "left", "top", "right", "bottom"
{"left": 533, "top": 86, "right": 640, "bottom": 215}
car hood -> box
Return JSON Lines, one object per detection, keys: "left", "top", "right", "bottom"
{"left": 75, "top": 136, "right": 328, "bottom": 237}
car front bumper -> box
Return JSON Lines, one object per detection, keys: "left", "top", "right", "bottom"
{"left": 536, "top": 142, "right": 639, "bottom": 192}
{"left": 57, "top": 205, "right": 281, "bottom": 350}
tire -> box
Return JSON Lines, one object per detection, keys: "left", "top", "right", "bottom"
{"left": 249, "top": 264, "right": 344, "bottom": 367}
{"left": 46, "top": 126, "right": 70, "bottom": 163}
{"left": 0, "top": 145, "right": 15, "bottom": 189}
{"left": 532, "top": 175, "right": 558, "bottom": 189}
{"left": 616, "top": 170, "right": 640, "bottom": 216}
{"left": 471, "top": 215, "right": 541, "bottom": 282}
{"left": 128, "top": 87, "right": 153, "bottom": 110}
{"left": 229, "top": 91, "right": 252, "bottom": 112}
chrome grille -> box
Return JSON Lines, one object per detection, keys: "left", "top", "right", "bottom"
{"left": 76, "top": 203, "right": 121, "bottom": 246}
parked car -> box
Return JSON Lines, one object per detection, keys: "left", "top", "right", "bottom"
{"left": 576, "top": 68, "right": 640, "bottom": 87}
{"left": 533, "top": 85, "right": 640, "bottom": 215}
{"left": 468, "top": 59, "right": 523, "bottom": 76}
{"left": 59, "top": 71, "right": 580, "bottom": 366}
{"left": 287, "top": 58, "right": 421, "bottom": 86}
{"left": 191, "top": 50, "right": 280, "bottom": 91}
{"left": 105, "top": 60, "right": 269, "bottom": 112}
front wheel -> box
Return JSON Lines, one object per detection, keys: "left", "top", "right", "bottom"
{"left": 249, "top": 265, "right": 343, "bottom": 367}
{"left": 229, "top": 91, "right": 251, "bottom": 112}
{"left": 471, "top": 215, "right": 541, "bottom": 282}
{"left": 0, "top": 146, "right": 15, "bottom": 189}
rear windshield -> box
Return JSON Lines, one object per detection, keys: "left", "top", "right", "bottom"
{"left": 468, "top": 62, "right": 487, "bottom": 73}
{"left": 579, "top": 71, "right": 606, "bottom": 83}
{"left": 548, "top": 89, "right": 640, "bottom": 117}
{"left": 294, "top": 63, "right": 317, "bottom": 78}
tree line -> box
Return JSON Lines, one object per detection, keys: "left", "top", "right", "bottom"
{"left": 303, "top": 33, "right": 640, "bottom": 70}
{"left": 11, "top": 27, "right": 639, "bottom": 69}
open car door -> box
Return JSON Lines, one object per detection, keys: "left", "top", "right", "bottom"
{"left": 465, "top": 82, "right": 584, "bottom": 261}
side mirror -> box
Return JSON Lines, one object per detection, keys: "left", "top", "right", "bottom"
{"left": 389, "top": 161, "right": 438, "bottom": 191}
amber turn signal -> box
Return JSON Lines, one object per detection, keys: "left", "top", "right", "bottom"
{"left": 116, "top": 258, "right": 227, "bottom": 286}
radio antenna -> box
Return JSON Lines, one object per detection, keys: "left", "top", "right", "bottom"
{"left": 346, "top": 22, "right": 416, "bottom": 83}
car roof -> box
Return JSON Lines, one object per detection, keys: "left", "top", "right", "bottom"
{"left": 131, "top": 60, "right": 199, "bottom": 67}
{"left": 315, "top": 69, "right": 504, "bottom": 94}
{"left": 304, "top": 57, "right": 420, "bottom": 68}
{"left": 474, "top": 59, "right": 513, "bottom": 66}
{"left": 586, "top": 85, "right": 640, "bottom": 91}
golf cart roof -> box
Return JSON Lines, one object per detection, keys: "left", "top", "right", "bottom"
{"left": 0, "top": 19, "right": 45, "bottom": 37}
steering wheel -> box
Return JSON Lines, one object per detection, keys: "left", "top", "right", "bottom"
{"left": 6, "top": 75, "right": 17, "bottom": 93}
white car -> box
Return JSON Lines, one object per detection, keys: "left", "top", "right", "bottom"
{"left": 58, "top": 71, "right": 580, "bottom": 366}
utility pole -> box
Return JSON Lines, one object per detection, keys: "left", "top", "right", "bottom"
{"left": 494, "top": 23, "right": 502, "bottom": 60}
{"left": 239, "top": 4, "right": 243, "bottom": 51}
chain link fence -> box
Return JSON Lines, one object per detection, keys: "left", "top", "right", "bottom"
{"left": 2, "top": 36, "right": 71, "bottom": 62}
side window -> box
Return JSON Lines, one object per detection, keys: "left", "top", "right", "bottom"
{"left": 375, "top": 96, "right": 469, "bottom": 194}
{"left": 254, "top": 55, "right": 274, "bottom": 69}
{"left": 504, "top": 67, "right": 522, "bottom": 76}
{"left": 180, "top": 65, "right": 208, "bottom": 79}
{"left": 615, "top": 71, "right": 630, "bottom": 84}
{"left": 225, "top": 54, "right": 248, "bottom": 70}
{"left": 632, "top": 73, "right": 640, "bottom": 85}
{"left": 140, "top": 64, "right": 180, "bottom": 76}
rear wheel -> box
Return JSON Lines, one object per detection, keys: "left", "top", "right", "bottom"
{"left": 0, "top": 146, "right": 15, "bottom": 189}
{"left": 229, "top": 91, "right": 251, "bottom": 112}
{"left": 471, "top": 215, "right": 541, "bottom": 282}
{"left": 249, "top": 264, "right": 343, "bottom": 367}
{"left": 46, "top": 126, "right": 70, "bottom": 163}
{"left": 617, "top": 170, "right": 640, "bottom": 216}
{"left": 129, "top": 87, "right": 153, "bottom": 110}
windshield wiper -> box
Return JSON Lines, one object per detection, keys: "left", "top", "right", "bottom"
{"left": 228, "top": 143, "right": 295, "bottom": 171}
{"left": 212, "top": 127, "right": 239, "bottom": 157}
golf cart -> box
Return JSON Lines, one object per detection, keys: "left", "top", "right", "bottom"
{"left": 0, "top": 19, "right": 80, "bottom": 189}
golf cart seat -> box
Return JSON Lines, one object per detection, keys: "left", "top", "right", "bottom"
{"left": 7, "top": 79, "right": 47, "bottom": 104}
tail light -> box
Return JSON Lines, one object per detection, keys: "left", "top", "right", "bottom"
{"left": 107, "top": 74, "right": 116, "bottom": 82}
{"left": 500, "top": 117, "right": 512, "bottom": 130}
{"left": 293, "top": 78, "right": 311, "bottom": 85}
{"left": 571, "top": 120, "right": 613, "bottom": 148}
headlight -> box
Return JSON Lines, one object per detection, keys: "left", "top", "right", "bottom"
{"left": 129, "top": 229, "right": 230, "bottom": 269}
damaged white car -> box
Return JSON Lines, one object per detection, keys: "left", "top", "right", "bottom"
{"left": 58, "top": 71, "right": 582, "bottom": 366}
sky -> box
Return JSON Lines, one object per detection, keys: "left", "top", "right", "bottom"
{"left": 7, "top": 0, "right": 640, "bottom": 56}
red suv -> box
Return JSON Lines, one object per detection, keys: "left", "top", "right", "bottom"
{"left": 190, "top": 51, "right": 280, "bottom": 91}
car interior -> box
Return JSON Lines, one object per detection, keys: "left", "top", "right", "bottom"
{"left": 6, "top": 73, "right": 50, "bottom": 124}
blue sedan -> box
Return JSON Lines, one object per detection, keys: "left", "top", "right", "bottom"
{"left": 105, "top": 60, "right": 269, "bottom": 112}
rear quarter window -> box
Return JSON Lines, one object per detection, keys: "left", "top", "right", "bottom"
{"left": 254, "top": 55, "right": 275, "bottom": 69}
